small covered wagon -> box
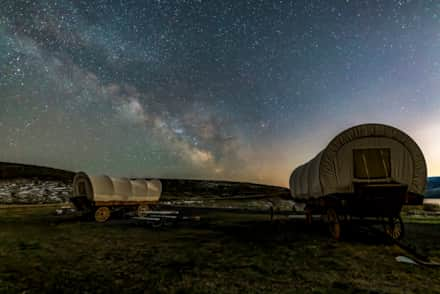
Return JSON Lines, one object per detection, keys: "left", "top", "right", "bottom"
{"left": 70, "top": 172, "right": 162, "bottom": 222}
{"left": 289, "top": 123, "right": 427, "bottom": 240}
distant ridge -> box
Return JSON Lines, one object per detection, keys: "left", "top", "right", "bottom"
{"left": 159, "top": 178, "right": 290, "bottom": 200}
{"left": 0, "top": 162, "right": 290, "bottom": 201}
{"left": 0, "top": 161, "right": 75, "bottom": 182}
{"left": 426, "top": 177, "right": 440, "bottom": 198}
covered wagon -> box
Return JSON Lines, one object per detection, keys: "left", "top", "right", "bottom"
{"left": 289, "top": 123, "right": 427, "bottom": 239}
{"left": 71, "top": 172, "right": 162, "bottom": 222}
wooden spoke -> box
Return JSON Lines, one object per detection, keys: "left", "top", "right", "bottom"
{"left": 137, "top": 205, "right": 150, "bottom": 217}
{"left": 383, "top": 216, "right": 404, "bottom": 240}
{"left": 305, "top": 208, "right": 312, "bottom": 225}
{"left": 327, "top": 208, "right": 341, "bottom": 240}
{"left": 94, "top": 207, "right": 111, "bottom": 223}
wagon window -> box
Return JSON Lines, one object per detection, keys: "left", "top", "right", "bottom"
{"left": 78, "top": 181, "right": 86, "bottom": 195}
{"left": 353, "top": 148, "right": 391, "bottom": 179}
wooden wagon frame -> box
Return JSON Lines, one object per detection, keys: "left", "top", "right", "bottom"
{"left": 302, "top": 182, "right": 419, "bottom": 240}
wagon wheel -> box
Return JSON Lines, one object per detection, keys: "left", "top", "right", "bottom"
{"left": 94, "top": 207, "right": 111, "bottom": 223}
{"left": 383, "top": 216, "right": 404, "bottom": 240}
{"left": 137, "top": 204, "right": 150, "bottom": 217}
{"left": 327, "top": 208, "right": 341, "bottom": 240}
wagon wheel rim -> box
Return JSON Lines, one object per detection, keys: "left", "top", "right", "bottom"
{"left": 327, "top": 209, "right": 341, "bottom": 240}
{"left": 95, "top": 207, "right": 111, "bottom": 223}
{"left": 384, "top": 216, "right": 404, "bottom": 240}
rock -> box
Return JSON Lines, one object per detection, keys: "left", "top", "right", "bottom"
{"left": 0, "top": 178, "right": 72, "bottom": 204}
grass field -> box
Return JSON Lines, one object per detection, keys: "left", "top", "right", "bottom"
{"left": 0, "top": 207, "right": 440, "bottom": 293}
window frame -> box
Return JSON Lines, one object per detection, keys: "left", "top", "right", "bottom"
{"left": 353, "top": 148, "right": 391, "bottom": 180}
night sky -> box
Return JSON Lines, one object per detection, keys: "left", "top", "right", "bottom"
{"left": 1, "top": 0, "right": 439, "bottom": 186}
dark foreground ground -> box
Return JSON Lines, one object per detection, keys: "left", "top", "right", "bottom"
{"left": 0, "top": 207, "right": 440, "bottom": 293}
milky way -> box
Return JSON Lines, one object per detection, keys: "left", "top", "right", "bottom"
{"left": 1, "top": 1, "right": 440, "bottom": 186}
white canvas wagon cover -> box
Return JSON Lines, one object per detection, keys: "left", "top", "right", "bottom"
{"left": 73, "top": 172, "right": 162, "bottom": 203}
{"left": 289, "top": 124, "right": 427, "bottom": 199}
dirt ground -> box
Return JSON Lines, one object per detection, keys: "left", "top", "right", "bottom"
{"left": 0, "top": 206, "right": 439, "bottom": 293}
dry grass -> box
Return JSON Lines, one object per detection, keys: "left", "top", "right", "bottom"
{"left": 0, "top": 207, "right": 439, "bottom": 293}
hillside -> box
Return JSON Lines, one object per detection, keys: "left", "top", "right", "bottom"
{"left": 0, "top": 162, "right": 75, "bottom": 204}
{"left": 0, "top": 162, "right": 75, "bottom": 182}
{"left": 426, "top": 177, "right": 440, "bottom": 198}
{"left": 0, "top": 162, "right": 290, "bottom": 204}
{"left": 160, "top": 179, "right": 290, "bottom": 200}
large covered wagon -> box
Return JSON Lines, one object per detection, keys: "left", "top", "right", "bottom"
{"left": 289, "top": 123, "right": 427, "bottom": 239}
{"left": 70, "top": 172, "right": 162, "bottom": 222}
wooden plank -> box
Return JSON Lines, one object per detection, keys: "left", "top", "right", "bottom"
{"left": 132, "top": 217, "right": 161, "bottom": 221}
{"left": 93, "top": 201, "right": 158, "bottom": 207}
{"left": 146, "top": 215, "right": 178, "bottom": 219}
{"left": 143, "top": 211, "right": 179, "bottom": 215}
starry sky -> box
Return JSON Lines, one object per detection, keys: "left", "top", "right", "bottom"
{"left": 1, "top": 0, "right": 439, "bottom": 187}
